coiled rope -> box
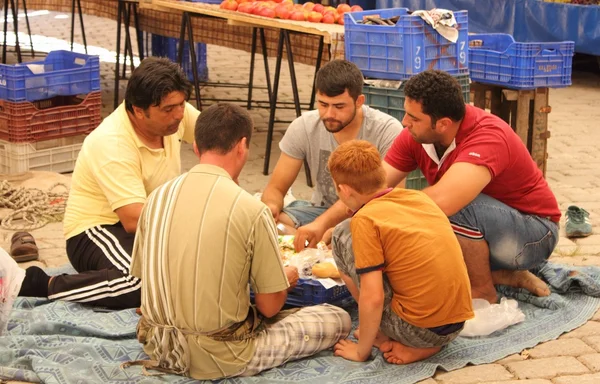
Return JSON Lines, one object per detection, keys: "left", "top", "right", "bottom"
{"left": 0, "top": 180, "right": 69, "bottom": 230}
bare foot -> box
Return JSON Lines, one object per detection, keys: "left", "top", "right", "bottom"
{"left": 353, "top": 328, "right": 391, "bottom": 349}
{"left": 491, "top": 269, "right": 550, "bottom": 297}
{"left": 471, "top": 286, "right": 498, "bottom": 304}
{"left": 379, "top": 340, "right": 441, "bottom": 364}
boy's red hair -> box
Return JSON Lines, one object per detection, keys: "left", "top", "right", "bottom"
{"left": 328, "top": 140, "right": 386, "bottom": 195}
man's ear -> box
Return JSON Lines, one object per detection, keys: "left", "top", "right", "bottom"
{"left": 435, "top": 117, "right": 454, "bottom": 133}
{"left": 355, "top": 94, "right": 365, "bottom": 109}
{"left": 131, "top": 105, "right": 146, "bottom": 120}
{"left": 193, "top": 141, "right": 200, "bottom": 158}
{"left": 237, "top": 137, "right": 248, "bottom": 154}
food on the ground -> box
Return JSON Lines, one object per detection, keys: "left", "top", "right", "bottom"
{"left": 312, "top": 262, "right": 340, "bottom": 279}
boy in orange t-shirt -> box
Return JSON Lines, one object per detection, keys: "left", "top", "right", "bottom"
{"left": 329, "top": 140, "right": 473, "bottom": 365}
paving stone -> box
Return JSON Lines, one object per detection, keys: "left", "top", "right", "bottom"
{"left": 505, "top": 356, "right": 589, "bottom": 379}
{"left": 527, "top": 339, "right": 595, "bottom": 358}
{"left": 573, "top": 235, "right": 600, "bottom": 246}
{"left": 560, "top": 322, "right": 600, "bottom": 339}
{"left": 434, "top": 365, "right": 513, "bottom": 383}
{"left": 496, "top": 354, "right": 527, "bottom": 364}
{"left": 475, "top": 381, "right": 551, "bottom": 384}
{"left": 583, "top": 336, "right": 600, "bottom": 352}
{"left": 553, "top": 372, "right": 600, "bottom": 384}
{"left": 578, "top": 353, "right": 600, "bottom": 372}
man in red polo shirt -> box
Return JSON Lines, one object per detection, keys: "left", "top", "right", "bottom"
{"left": 383, "top": 70, "right": 560, "bottom": 304}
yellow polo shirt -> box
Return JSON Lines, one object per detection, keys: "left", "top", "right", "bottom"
{"left": 63, "top": 102, "right": 199, "bottom": 239}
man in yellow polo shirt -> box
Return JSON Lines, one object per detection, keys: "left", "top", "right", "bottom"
{"left": 18, "top": 57, "right": 200, "bottom": 309}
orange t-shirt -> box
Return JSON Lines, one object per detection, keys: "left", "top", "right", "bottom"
{"left": 351, "top": 188, "right": 474, "bottom": 328}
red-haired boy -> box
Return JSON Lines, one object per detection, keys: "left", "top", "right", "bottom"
{"left": 329, "top": 140, "right": 473, "bottom": 364}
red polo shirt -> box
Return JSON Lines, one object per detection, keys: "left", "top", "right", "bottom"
{"left": 384, "top": 105, "right": 561, "bottom": 223}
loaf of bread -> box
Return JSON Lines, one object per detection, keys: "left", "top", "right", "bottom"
{"left": 311, "top": 262, "right": 340, "bottom": 279}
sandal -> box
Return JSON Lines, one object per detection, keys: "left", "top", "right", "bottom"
{"left": 10, "top": 231, "right": 39, "bottom": 262}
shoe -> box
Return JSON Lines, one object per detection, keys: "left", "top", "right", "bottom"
{"left": 566, "top": 205, "right": 592, "bottom": 238}
{"left": 10, "top": 232, "right": 39, "bottom": 262}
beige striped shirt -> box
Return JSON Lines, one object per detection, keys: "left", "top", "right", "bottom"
{"left": 130, "top": 164, "right": 289, "bottom": 380}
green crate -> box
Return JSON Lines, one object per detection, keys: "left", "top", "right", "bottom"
{"left": 363, "top": 74, "right": 471, "bottom": 122}
{"left": 405, "top": 169, "right": 428, "bottom": 190}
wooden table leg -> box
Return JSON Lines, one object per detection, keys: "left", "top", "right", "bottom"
{"left": 532, "top": 88, "right": 551, "bottom": 177}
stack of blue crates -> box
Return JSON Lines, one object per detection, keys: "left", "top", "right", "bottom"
{"left": 0, "top": 50, "right": 101, "bottom": 144}
{"left": 151, "top": 34, "right": 209, "bottom": 82}
{"left": 343, "top": 8, "right": 472, "bottom": 190}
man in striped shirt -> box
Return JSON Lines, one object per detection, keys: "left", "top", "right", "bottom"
{"left": 127, "top": 103, "right": 351, "bottom": 380}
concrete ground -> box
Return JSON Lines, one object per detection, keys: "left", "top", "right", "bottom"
{"left": 2, "top": 9, "right": 600, "bottom": 384}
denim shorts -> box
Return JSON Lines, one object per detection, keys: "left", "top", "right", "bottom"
{"left": 331, "top": 220, "right": 463, "bottom": 348}
{"left": 449, "top": 194, "right": 559, "bottom": 271}
{"left": 281, "top": 200, "right": 328, "bottom": 228}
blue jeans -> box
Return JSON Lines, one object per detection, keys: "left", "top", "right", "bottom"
{"left": 449, "top": 194, "right": 559, "bottom": 271}
{"left": 281, "top": 200, "right": 328, "bottom": 228}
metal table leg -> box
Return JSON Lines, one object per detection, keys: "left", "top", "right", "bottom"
{"left": 247, "top": 27, "right": 257, "bottom": 110}
{"left": 113, "top": 0, "right": 124, "bottom": 109}
{"left": 70, "top": 0, "right": 88, "bottom": 54}
{"left": 263, "top": 30, "right": 285, "bottom": 176}
{"left": 309, "top": 36, "right": 324, "bottom": 111}
{"left": 20, "top": 0, "right": 34, "bottom": 57}
{"left": 259, "top": 28, "right": 272, "bottom": 102}
{"left": 178, "top": 12, "right": 202, "bottom": 110}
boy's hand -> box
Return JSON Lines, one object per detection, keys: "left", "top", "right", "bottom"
{"left": 294, "top": 221, "right": 326, "bottom": 252}
{"left": 333, "top": 339, "right": 370, "bottom": 362}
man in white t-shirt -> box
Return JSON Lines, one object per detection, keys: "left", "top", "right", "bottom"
{"left": 261, "top": 59, "right": 402, "bottom": 252}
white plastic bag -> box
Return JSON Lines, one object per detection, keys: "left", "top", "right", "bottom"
{"left": 287, "top": 248, "right": 328, "bottom": 279}
{"left": 0, "top": 247, "right": 25, "bottom": 335}
{"left": 459, "top": 297, "right": 525, "bottom": 337}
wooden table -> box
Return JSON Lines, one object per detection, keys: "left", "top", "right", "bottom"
{"left": 148, "top": 0, "right": 345, "bottom": 180}
{"left": 470, "top": 83, "right": 551, "bottom": 176}
{"left": 22, "top": 0, "right": 346, "bottom": 180}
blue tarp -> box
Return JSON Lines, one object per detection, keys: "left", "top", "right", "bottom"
{"left": 375, "top": 0, "right": 600, "bottom": 56}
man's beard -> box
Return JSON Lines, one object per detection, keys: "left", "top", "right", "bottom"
{"left": 323, "top": 108, "right": 357, "bottom": 133}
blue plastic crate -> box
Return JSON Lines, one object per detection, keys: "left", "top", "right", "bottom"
{"left": 468, "top": 34, "right": 574, "bottom": 89}
{"left": 250, "top": 278, "right": 353, "bottom": 307}
{"left": 344, "top": 8, "right": 469, "bottom": 81}
{"left": 405, "top": 170, "right": 428, "bottom": 190}
{"left": 287, "top": 278, "right": 352, "bottom": 307}
{"left": 0, "top": 50, "right": 100, "bottom": 102}
{"left": 151, "top": 34, "right": 209, "bottom": 82}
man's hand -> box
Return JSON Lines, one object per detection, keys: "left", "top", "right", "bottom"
{"left": 334, "top": 339, "right": 370, "bottom": 362}
{"left": 265, "top": 202, "right": 281, "bottom": 222}
{"left": 321, "top": 227, "right": 335, "bottom": 247}
{"left": 284, "top": 266, "right": 299, "bottom": 291}
{"left": 294, "top": 221, "right": 326, "bottom": 252}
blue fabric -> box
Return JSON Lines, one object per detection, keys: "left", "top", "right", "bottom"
{"left": 282, "top": 200, "right": 328, "bottom": 228}
{"left": 1, "top": 262, "right": 600, "bottom": 384}
{"left": 375, "top": 0, "right": 600, "bottom": 55}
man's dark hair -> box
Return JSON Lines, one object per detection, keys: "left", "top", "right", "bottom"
{"left": 124, "top": 57, "right": 192, "bottom": 113}
{"left": 195, "top": 103, "right": 253, "bottom": 155}
{"left": 403, "top": 70, "right": 466, "bottom": 123}
{"left": 315, "top": 59, "right": 364, "bottom": 101}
